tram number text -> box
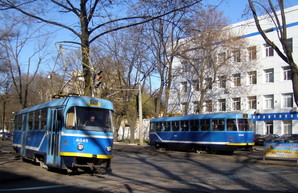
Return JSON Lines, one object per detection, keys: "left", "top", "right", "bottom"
{"left": 76, "top": 138, "right": 89, "bottom": 143}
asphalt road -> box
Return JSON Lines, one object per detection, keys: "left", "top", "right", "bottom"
{"left": 0, "top": 141, "right": 298, "bottom": 193}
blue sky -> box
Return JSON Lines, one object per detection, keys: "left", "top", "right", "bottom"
{"left": 207, "top": 0, "right": 298, "bottom": 24}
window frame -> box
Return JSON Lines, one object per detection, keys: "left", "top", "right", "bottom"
{"left": 264, "top": 43, "right": 274, "bottom": 57}
{"left": 248, "top": 71, "right": 257, "bottom": 85}
{"left": 248, "top": 46, "right": 257, "bottom": 61}
{"left": 264, "top": 68, "right": 274, "bottom": 83}
{"left": 264, "top": 95, "right": 274, "bottom": 109}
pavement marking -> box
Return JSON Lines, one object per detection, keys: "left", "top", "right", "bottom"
{"left": 0, "top": 184, "right": 69, "bottom": 192}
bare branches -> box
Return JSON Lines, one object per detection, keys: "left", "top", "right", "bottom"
{"left": 0, "top": 0, "right": 202, "bottom": 97}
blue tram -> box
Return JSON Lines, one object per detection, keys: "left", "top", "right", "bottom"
{"left": 13, "top": 96, "right": 114, "bottom": 174}
{"left": 149, "top": 113, "right": 254, "bottom": 153}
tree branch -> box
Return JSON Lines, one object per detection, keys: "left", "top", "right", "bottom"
{"left": 248, "top": 0, "right": 288, "bottom": 63}
{"left": 90, "top": 0, "right": 201, "bottom": 43}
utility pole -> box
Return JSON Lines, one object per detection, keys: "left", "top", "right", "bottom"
{"left": 138, "top": 70, "right": 144, "bottom": 146}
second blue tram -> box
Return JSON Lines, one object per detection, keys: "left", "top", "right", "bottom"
{"left": 149, "top": 113, "right": 254, "bottom": 153}
{"left": 13, "top": 96, "right": 114, "bottom": 174}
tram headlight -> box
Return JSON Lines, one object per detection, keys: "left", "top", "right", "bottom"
{"left": 77, "top": 144, "right": 84, "bottom": 151}
{"left": 106, "top": 146, "right": 112, "bottom": 152}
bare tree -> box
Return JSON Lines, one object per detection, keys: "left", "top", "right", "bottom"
{"left": 0, "top": 62, "right": 13, "bottom": 140}
{"left": 93, "top": 26, "right": 153, "bottom": 143}
{"left": 248, "top": 0, "right": 298, "bottom": 106}
{"left": 173, "top": 7, "right": 254, "bottom": 114}
{"left": 0, "top": 0, "right": 201, "bottom": 96}
{"left": 139, "top": 1, "right": 199, "bottom": 117}
{"left": 0, "top": 18, "right": 49, "bottom": 108}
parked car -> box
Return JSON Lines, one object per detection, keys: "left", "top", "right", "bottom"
{"left": 272, "top": 134, "right": 291, "bottom": 142}
{"left": 272, "top": 134, "right": 298, "bottom": 143}
{"left": 263, "top": 134, "right": 280, "bottom": 143}
{"left": 0, "top": 132, "right": 12, "bottom": 140}
{"left": 254, "top": 134, "right": 265, "bottom": 145}
{"left": 254, "top": 134, "right": 280, "bottom": 145}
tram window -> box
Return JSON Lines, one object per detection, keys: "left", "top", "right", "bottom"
{"left": 238, "top": 119, "right": 250, "bottom": 131}
{"left": 28, "top": 112, "right": 34, "bottom": 130}
{"left": 14, "top": 115, "right": 22, "bottom": 130}
{"left": 172, "top": 121, "right": 179, "bottom": 131}
{"left": 34, "top": 111, "right": 40, "bottom": 130}
{"left": 66, "top": 107, "right": 76, "bottom": 129}
{"left": 150, "top": 122, "right": 155, "bottom": 131}
{"left": 212, "top": 119, "right": 224, "bottom": 131}
{"left": 181, "top": 120, "right": 189, "bottom": 131}
{"left": 57, "top": 109, "right": 63, "bottom": 130}
{"left": 164, "top": 122, "right": 170, "bottom": 131}
{"left": 190, "top": 120, "right": 199, "bottom": 131}
{"left": 156, "top": 122, "right": 162, "bottom": 131}
{"left": 200, "top": 119, "right": 210, "bottom": 131}
{"left": 227, "top": 119, "right": 237, "bottom": 131}
{"left": 40, "top": 109, "right": 47, "bottom": 130}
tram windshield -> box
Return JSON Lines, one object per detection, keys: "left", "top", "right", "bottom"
{"left": 66, "top": 107, "right": 113, "bottom": 132}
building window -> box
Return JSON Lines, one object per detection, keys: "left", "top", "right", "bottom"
{"left": 264, "top": 95, "right": 274, "bottom": 109}
{"left": 248, "top": 46, "right": 257, "bottom": 61}
{"left": 193, "top": 101, "right": 200, "bottom": 113}
{"left": 283, "top": 66, "right": 291, "bottom": 80}
{"left": 218, "top": 52, "right": 226, "bottom": 64}
{"left": 205, "top": 100, "right": 212, "bottom": 112}
{"left": 232, "top": 73, "right": 241, "bottom": 87}
{"left": 282, "top": 120, "right": 292, "bottom": 134}
{"left": 205, "top": 77, "right": 212, "bottom": 89}
{"left": 192, "top": 80, "right": 199, "bottom": 91}
{"left": 181, "top": 102, "right": 188, "bottom": 115}
{"left": 218, "top": 76, "right": 226, "bottom": 88}
{"left": 248, "top": 71, "right": 257, "bottom": 85}
{"left": 181, "top": 82, "right": 187, "bottom": 93}
{"left": 264, "top": 68, "right": 274, "bottom": 83}
{"left": 265, "top": 121, "right": 273, "bottom": 134}
{"left": 233, "top": 49, "right": 241, "bottom": 62}
{"left": 264, "top": 44, "right": 274, "bottom": 57}
{"left": 232, "top": 98, "right": 241, "bottom": 111}
{"left": 282, "top": 93, "right": 293, "bottom": 108}
{"left": 218, "top": 99, "right": 226, "bottom": 112}
{"left": 248, "top": 96, "right": 257, "bottom": 109}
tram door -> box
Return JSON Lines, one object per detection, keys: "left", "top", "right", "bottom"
{"left": 46, "top": 108, "right": 63, "bottom": 166}
{"left": 20, "top": 114, "right": 27, "bottom": 157}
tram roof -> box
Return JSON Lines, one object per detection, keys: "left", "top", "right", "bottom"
{"left": 15, "top": 96, "right": 113, "bottom": 114}
{"left": 150, "top": 113, "right": 250, "bottom": 122}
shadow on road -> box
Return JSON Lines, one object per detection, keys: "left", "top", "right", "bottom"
{"left": 0, "top": 170, "right": 113, "bottom": 193}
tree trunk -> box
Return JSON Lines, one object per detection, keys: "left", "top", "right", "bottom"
{"left": 81, "top": 42, "right": 92, "bottom": 96}
{"left": 129, "top": 122, "right": 136, "bottom": 143}
{"left": 80, "top": 1, "right": 92, "bottom": 96}
{"left": 155, "top": 80, "right": 164, "bottom": 117}
{"left": 290, "top": 62, "right": 298, "bottom": 106}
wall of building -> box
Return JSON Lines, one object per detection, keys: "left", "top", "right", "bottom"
{"left": 168, "top": 5, "right": 298, "bottom": 136}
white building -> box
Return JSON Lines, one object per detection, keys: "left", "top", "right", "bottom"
{"left": 168, "top": 5, "right": 298, "bottom": 135}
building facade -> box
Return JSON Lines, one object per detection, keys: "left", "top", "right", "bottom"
{"left": 168, "top": 5, "right": 298, "bottom": 135}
